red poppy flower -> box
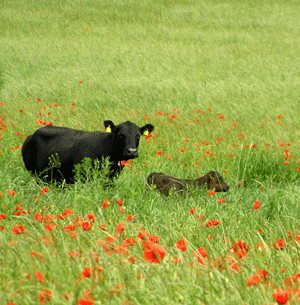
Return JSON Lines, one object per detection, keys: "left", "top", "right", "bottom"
{"left": 272, "top": 288, "right": 289, "bottom": 304}
{"left": 119, "top": 207, "right": 125, "bottom": 213}
{"left": 257, "top": 269, "right": 268, "bottom": 283}
{"left": 34, "top": 213, "right": 44, "bottom": 222}
{"left": 38, "top": 289, "right": 52, "bottom": 303}
{"left": 197, "top": 247, "right": 207, "bottom": 259}
{"left": 126, "top": 214, "right": 135, "bottom": 222}
{"left": 149, "top": 235, "right": 160, "bottom": 244}
{"left": 138, "top": 230, "right": 151, "bottom": 241}
{"left": 206, "top": 219, "right": 220, "bottom": 228}
{"left": 81, "top": 221, "right": 93, "bottom": 231}
{"left": 35, "top": 271, "right": 45, "bottom": 283}
{"left": 218, "top": 198, "right": 225, "bottom": 204}
{"left": 156, "top": 151, "right": 163, "bottom": 156}
{"left": 87, "top": 213, "right": 95, "bottom": 223}
{"left": 82, "top": 267, "right": 93, "bottom": 278}
{"left": 253, "top": 200, "right": 260, "bottom": 210}
{"left": 208, "top": 191, "right": 215, "bottom": 196}
{"left": 116, "top": 200, "right": 123, "bottom": 206}
{"left": 128, "top": 256, "right": 137, "bottom": 264}
{"left": 64, "top": 225, "right": 76, "bottom": 233}
{"left": 102, "top": 199, "right": 111, "bottom": 209}
{"left": 229, "top": 240, "right": 249, "bottom": 258}
{"left": 192, "top": 247, "right": 207, "bottom": 264}
{"left": 0, "top": 214, "right": 6, "bottom": 220}
{"left": 41, "top": 187, "right": 49, "bottom": 194}
{"left": 105, "top": 236, "right": 114, "bottom": 243}
{"left": 99, "top": 224, "right": 106, "bottom": 231}
{"left": 190, "top": 208, "right": 196, "bottom": 214}
{"left": 30, "top": 251, "right": 37, "bottom": 258}
{"left": 62, "top": 208, "right": 74, "bottom": 217}
{"left": 46, "top": 213, "right": 56, "bottom": 222}
{"left": 78, "top": 300, "right": 94, "bottom": 305}
{"left": 44, "top": 224, "right": 54, "bottom": 231}
{"left": 176, "top": 239, "right": 186, "bottom": 252}
{"left": 144, "top": 244, "right": 166, "bottom": 263}
{"left": 247, "top": 274, "right": 261, "bottom": 286}
{"left": 275, "top": 239, "right": 285, "bottom": 250}
{"left": 12, "top": 224, "right": 24, "bottom": 235}
{"left": 116, "top": 223, "right": 125, "bottom": 234}
{"left": 123, "top": 237, "right": 137, "bottom": 247}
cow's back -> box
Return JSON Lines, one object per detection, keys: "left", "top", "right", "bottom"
{"left": 22, "top": 125, "right": 110, "bottom": 181}
{"left": 147, "top": 172, "right": 190, "bottom": 196}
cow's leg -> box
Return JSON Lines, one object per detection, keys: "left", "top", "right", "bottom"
{"left": 107, "top": 162, "right": 123, "bottom": 180}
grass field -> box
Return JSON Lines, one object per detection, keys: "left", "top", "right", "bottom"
{"left": 1, "top": 0, "right": 300, "bottom": 304}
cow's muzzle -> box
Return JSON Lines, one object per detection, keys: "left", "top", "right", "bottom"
{"left": 126, "top": 148, "right": 138, "bottom": 158}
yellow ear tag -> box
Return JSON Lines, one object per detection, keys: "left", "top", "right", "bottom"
{"left": 106, "top": 126, "right": 111, "bottom": 133}
{"left": 143, "top": 130, "right": 149, "bottom": 136}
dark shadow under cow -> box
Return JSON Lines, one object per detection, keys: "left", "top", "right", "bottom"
{"left": 21, "top": 120, "right": 154, "bottom": 184}
{"left": 147, "top": 171, "right": 230, "bottom": 196}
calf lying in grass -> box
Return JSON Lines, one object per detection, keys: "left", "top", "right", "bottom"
{"left": 147, "top": 171, "right": 230, "bottom": 196}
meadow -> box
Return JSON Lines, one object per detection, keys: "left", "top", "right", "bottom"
{"left": 1, "top": 0, "right": 300, "bottom": 304}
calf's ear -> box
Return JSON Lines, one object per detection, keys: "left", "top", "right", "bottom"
{"left": 140, "top": 124, "right": 154, "bottom": 136}
{"left": 104, "top": 120, "right": 116, "bottom": 133}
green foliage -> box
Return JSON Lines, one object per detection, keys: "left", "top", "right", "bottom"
{"left": 73, "top": 156, "right": 114, "bottom": 187}
{"left": 235, "top": 148, "right": 299, "bottom": 186}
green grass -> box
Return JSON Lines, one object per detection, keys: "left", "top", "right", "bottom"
{"left": 1, "top": 0, "right": 300, "bottom": 304}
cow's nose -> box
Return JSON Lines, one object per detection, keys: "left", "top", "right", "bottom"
{"left": 127, "top": 148, "right": 138, "bottom": 156}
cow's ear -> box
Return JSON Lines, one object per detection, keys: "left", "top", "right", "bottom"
{"left": 104, "top": 120, "right": 115, "bottom": 133}
{"left": 140, "top": 124, "right": 154, "bottom": 136}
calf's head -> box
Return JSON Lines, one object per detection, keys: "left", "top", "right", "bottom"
{"left": 204, "top": 171, "right": 230, "bottom": 192}
{"left": 104, "top": 120, "right": 154, "bottom": 160}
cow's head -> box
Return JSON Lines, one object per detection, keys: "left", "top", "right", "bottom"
{"left": 104, "top": 120, "right": 154, "bottom": 160}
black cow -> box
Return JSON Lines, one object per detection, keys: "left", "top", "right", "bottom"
{"left": 22, "top": 120, "right": 154, "bottom": 184}
{"left": 147, "top": 171, "right": 230, "bottom": 196}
